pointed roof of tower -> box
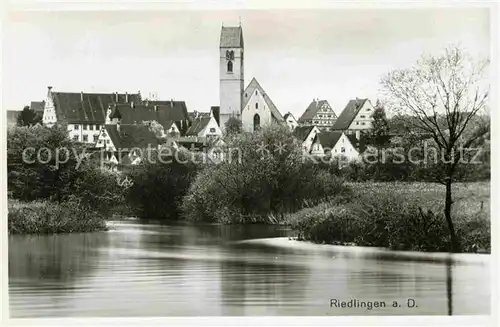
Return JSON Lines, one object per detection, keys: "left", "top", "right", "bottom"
{"left": 220, "top": 26, "right": 244, "bottom": 48}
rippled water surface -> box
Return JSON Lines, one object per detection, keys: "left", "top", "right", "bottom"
{"left": 9, "top": 221, "right": 490, "bottom": 317}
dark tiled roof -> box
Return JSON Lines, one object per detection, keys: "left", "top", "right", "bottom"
{"left": 332, "top": 98, "right": 368, "bottom": 130}
{"left": 220, "top": 26, "right": 243, "bottom": 48}
{"left": 185, "top": 117, "right": 211, "bottom": 136}
{"left": 111, "top": 102, "right": 188, "bottom": 129}
{"left": 177, "top": 137, "right": 205, "bottom": 151}
{"left": 293, "top": 125, "right": 315, "bottom": 142}
{"left": 298, "top": 100, "right": 336, "bottom": 122}
{"left": 242, "top": 78, "right": 284, "bottom": 122}
{"left": 345, "top": 134, "right": 366, "bottom": 153}
{"left": 104, "top": 124, "right": 158, "bottom": 150}
{"left": 211, "top": 106, "right": 220, "bottom": 126}
{"left": 164, "top": 120, "right": 176, "bottom": 131}
{"left": 52, "top": 92, "right": 141, "bottom": 124}
{"left": 283, "top": 112, "right": 296, "bottom": 121}
{"left": 30, "top": 101, "right": 45, "bottom": 113}
{"left": 317, "top": 131, "right": 343, "bottom": 149}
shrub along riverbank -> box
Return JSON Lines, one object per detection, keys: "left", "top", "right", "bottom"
{"left": 8, "top": 200, "right": 108, "bottom": 235}
{"left": 7, "top": 125, "right": 125, "bottom": 235}
{"left": 285, "top": 182, "right": 490, "bottom": 253}
{"left": 7, "top": 124, "right": 490, "bottom": 254}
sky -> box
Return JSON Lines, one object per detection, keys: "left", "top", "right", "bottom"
{"left": 2, "top": 8, "right": 490, "bottom": 118}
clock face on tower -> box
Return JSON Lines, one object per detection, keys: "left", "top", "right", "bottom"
{"left": 226, "top": 50, "right": 235, "bottom": 61}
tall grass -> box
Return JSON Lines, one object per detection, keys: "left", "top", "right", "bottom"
{"left": 8, "top": 200, "right": 107, "bottom": 235}
{"left": 286, "top": 182, "right": 490, "bottom": 253}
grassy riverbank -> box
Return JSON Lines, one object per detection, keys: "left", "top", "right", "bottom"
{"left": 286, "top": 182, "right": 490, "bottom": 253}
{"left": 8, "top": 200, "right": 108, "bottom": 235}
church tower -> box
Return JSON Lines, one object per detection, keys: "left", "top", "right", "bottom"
{"left": 219, "top": 25, "right": 244, "bottom": 131}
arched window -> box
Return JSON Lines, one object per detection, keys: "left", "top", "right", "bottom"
{"left": 253, "top": 114, "right": 260, "bottom": 131}
{"left": 255, "top": 102, "right": 258, "bottom": 109}
{"left": 227, "top": 61, "right": 233, "bottom": 73}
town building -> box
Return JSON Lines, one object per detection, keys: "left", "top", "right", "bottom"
{"left": 298, "top": 99, "right": 338, "bottom": 131}
{"left": 332, "top": 98, "right": 374, "bottom": 134}
{"left": 106, "top": 100, "right": 190, "bottom": 135}
{"left": 241, "top": 78, "right": 284, "bottom": 132}
{"left": 219, "top": 25, "right": 285, "bottom": 132}
{"left": 283, "top": 112, "right": 298, "bottom": 131}
{"left": 316, "top": 131, "right": 366, "bottom": 161}
{"left": 41, "top": 87, "right": 143, "bottom": 143}
{"left": 185, "top": 109, "right": 222, "bottom": 139}
{"left": 94, "top": 124, "right": 160, "bottom": 170}
{"left": 293, "top": 125, "right": 321, "bottom": 154}
{"left": 219, "top": 26, "right": 245, "bottom": 130}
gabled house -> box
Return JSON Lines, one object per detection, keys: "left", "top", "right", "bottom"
{"left": 42, "top": 86, "right": 142, "bottom": 144}
{"left": 332, "top": 98, "right": 374, "bottom": 135}
{"left": 185, "top": 112, "right": 222, "bottom": 139}
{"left": 107, "top": 100, "right": 190, "bottom": 136}
{"left": 293, "top": 125, "right": 321, "bottom": 154}
{"left": 241, "top": 77, "right": 285, "bottom": 132}
{"left": 317, "top": 131, "right": 365, "bottom": 161}
{"left": 94, "top": 124, "right": 159, "bottom": 169}
{"left": 298, "top": 99, "right": 338, "bottom": 131}
{"left": 283, "top": 112, "right": 298, "bottom": 131}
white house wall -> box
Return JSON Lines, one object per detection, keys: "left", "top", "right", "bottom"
{"left": 301, "top": 126, "right": 321, "bottom": 153}
{"left": 200, "top": 116, "right": 223, "bottom": 138}
{"left": 347, "top": 100, "right": 374, "bottom": 131}
{"left": 95, "top": 128, "right": 116, "bottom": 152}
{"left": 331, "top": 133, "right": 359, "bottom": 161}
{"left": 68, "top": 123, "right": 103, "bottom": 144}
{"left": 241, "top": 90, "right": 273, "bottom": 133}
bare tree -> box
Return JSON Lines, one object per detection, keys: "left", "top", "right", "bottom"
{"left": 381, "top": 45, "right": 489, "bottom": 253}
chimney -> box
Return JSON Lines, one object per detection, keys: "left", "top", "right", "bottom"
{"left": 131, "top": 101, "right": 134, "bottom": 108}
{"left": 170, "top": 99, "right": 174, "bottom": 107}
{"left": 126, "top": 92, "right": 129, "bottom": 103}
{"left": 356, "top": 130, "right": 361, "bottom": 141}
{"left": 47, "top": 86, "right": 53, "bottom": 97}
{"left": 154, "top": 105, "right": 158, "bottom": 111}
{"left": 115, "top": 92, "right": 119, "bottom": 102}
{"left": 80, "top": 91, "right": 84, "bottom": 102}
{"left": 117, "top": 122, "right": 121, "bottom": 133}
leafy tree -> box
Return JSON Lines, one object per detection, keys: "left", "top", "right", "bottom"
{"left": 126, "top": 149, "right": 198, "bottom": 219}
{"left": 366, "top": 100, "right": 390, "bottom": 150}
{"left": 381, "top": 45, "right": 489, "bottom": 252}
{"left": 182, "top": 124, "right": 345, "bottom": 223}
{"left": 224, "top": 117, "right": 242, "bottom": 135}
{"left": 17, "top": 106, "right": 42, "bottom": 127}
{"left": 7, "top": 124, "right": 123, "bottom": 212}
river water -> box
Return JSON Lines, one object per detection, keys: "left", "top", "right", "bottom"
{"left": 8, "top": 221, "right": 490, "bottom": 317}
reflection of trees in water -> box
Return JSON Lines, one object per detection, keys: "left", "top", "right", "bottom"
{"left": 9, "top": 232, "right": 110, "bottom": 284}
{"left": 219, "top": 247, "right": 309, "bottom": 315}
{"left": 135, "top": 223, "right": 292, "bottom": 250}
{"left": 446, "top": 259, "right": 453, "bottom": 316}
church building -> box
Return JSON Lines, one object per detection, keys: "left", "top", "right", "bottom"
{"left": 219, "top": 25, "right": 284, "bottom": 132}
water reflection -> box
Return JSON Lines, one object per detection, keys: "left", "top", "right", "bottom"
{"left": 9, "top": 221, "right": 490, "bottom": 317}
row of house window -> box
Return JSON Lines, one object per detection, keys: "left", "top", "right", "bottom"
{"left": 73, "top": 135, "right": 100, "bottom": 142}
{"left": 73, "top": 124, "right": 101, "bottom": 131}
{"left": 317, "top": 114, "right": 334, "bottom": 118}
{"left": 355, "top": 122, "right": 366, "bottom": 125}
{"left": 313, "top": 120, "right": 335, "bottom": 125}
